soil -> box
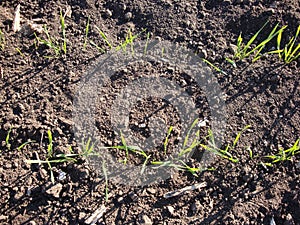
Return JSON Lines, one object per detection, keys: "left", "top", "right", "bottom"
{"left": 0, "top": 0, "right": 299, "bottom": 225}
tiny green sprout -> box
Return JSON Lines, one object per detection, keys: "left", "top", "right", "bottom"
{"left": 95, "top": 26, "right": 113, "bottom": 49}
{"left": 0, "top": 29, "right": 5, "bottom": 51}
{"left": 163, "top": 125, "right": 173, "bottom": 155}
{"left": 263, "top": 138, "right": 300, "bottom": 166}
{"left": 17, "top": 140, "right": 36, "bottom": 151}
{"left": 60, "top": 10, "right": 67, "bottom": 54}
{"left": 5, "top": 127, "right": 13, "bottom": 150}
{"left": 120, "top": 131, "right": 129, "bottom": 164}
{"left": 200, "top": 125, "right": 251, "bottom": 163}
{"left": 201, "top": 58, "right": 227, "bottom": 75}
{"left": 144, "top": 32, "right": 150, "bottom": 54}
{"left": 83, "top": 16, "right": 90, "bottom": 50}
{"left": 47, "top": 130, "right": 53, "bottom": 158}
{"left": 102, "top": 160, "right": 109, "bottom": 202}
{"left": 15, "top": 48, "right": 25, "bottom": 57}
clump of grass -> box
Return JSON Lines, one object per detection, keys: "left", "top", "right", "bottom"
{"left": 269, "top": 24, "right": 300, "bottom": 63}
{"left": 200, "top": 125, "right": 251, "bottom": 163}
{"left": 228, "top": 21, "right": 286, "bottom": 63}
{"left": 25, "top": 130, "right": 81, "bottom": 183}
{"left": 152, "top": 119, "right": 209, "bottom": 176}
{"left": 101, "top": 132, "right": 151, "bottom": 175}
{"left": 263, "top": 139, "right": 300, "bottom": 167}
{"left": 35, "top": 10, "right": 68, "bottom": 58}
{"left": 0, "top": 29, "right": 5, "bottom": 51}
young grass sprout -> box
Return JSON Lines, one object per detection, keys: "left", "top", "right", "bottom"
{"left": 200, "top": 125, "right": 251, "bottom": 163}
{"left": 5, "top": 127, "right": 12, "bottom": 150}
{"left": 60, "top": 10, "right": 67, "bottom": 54}
{"left": 263, "top": 138, "right": 300, "bottom": 166}
{"left": 269, "top": 24, "right": 300, "bottom": 63}
{"left": 227, "top": 21, "right": 286, "bottom": 63}
{"left": 0, "top": 29, "right": 5, "bottom": 51}
{"left": 35, "top": 10, "right": 68, "bottom": 57}
{"left": 83, "top": 16, "right": 90, "bottom": 50}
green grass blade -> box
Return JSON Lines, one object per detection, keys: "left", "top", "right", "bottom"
{"left": 83, "top": 16, "right": 90, "bottom": 49}
{"left": 164, "top": 126, "right": 173, "bottom": 155}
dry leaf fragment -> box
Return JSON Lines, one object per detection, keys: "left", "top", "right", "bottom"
{"left": 84, "top": 205, "right": 107, "bottom": 225}
{"left": 164, "top": 182, "right": 207, "bottom": 199}
{"left": 13, "top": 4, "right": 21, "bottom": 32}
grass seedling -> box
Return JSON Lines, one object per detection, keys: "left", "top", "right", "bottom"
{"left": 35, "top": 10, "right": 68, "bottom": 57}
{"left": 201, "top": 58, "right": 227, "bottom": 75}
{"left": 35, "top": 26, "right": 61, "bottom": 57}
{"left": 200, "top": 125, "right": 251, "bottom": 163}
{"left": 116, "top": 28, "right": 147, "bottom": 53}
{"left": 17, "top": 140, "right": 36, "bottom": 151}
{"left": 120, "top": 131, "right": 129, "bottom": 164}
{"left": 152, "top": 118, "right": 206, "bottom": 176}
{"left": 15, "top": 47, "right": 25, "bottom": 57}
{"left": 144, "top": 32, "right": 150, "bottom": 54}
{"left": 0, "top": 29, "right": 5, "bottom": 51}
{"left": 163, "top": 126, "right": 173, "bottom": 155}
{"left": 270, "top": 24, "right": 300, "bottom": 63}
{"left": 97, "top": 133, "right": 151, "bottom": 174}
{"left": 263, "top": 138, "right": 300, "bottom": 166}
{"left": 5, "top": 127, "right": 12, "bottom": 150}
{"left": 83, "top": 16, "right": 90, "bottom": 50}
{"left": 26, "top": 130, "right": 78, "bottom": 183}
{"left": 228, "top": 21, "right": 286, "bottom": 63}
{"left": 102, "top": 160, "right": 109, "bottom": 202}
{"left": 95, "top": 26, "right": 113, "bottom": 49}
{"left": 60, "top": 10, "right": 67, "bottom": 54}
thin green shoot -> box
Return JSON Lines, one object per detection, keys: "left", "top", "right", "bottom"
{"left": 269, "top": 24, "right": 300, "bottom": 63}
{"left": 230, "top": 21, "right": 287, "bottom": 63}
{"left": 201, "top": 58, "right": 227, "bottom": 75}
{"left": 200, "top": 125, "right": 250, "bottom": 163}
{"left": 95, "top": 26, "right": 113, "bottom": 49}
{"left": 225, "top": 57, "right": 236, "bottom": 68}
{"left": 144, "top": 32, "right": 150, "bottom": 54}
{"left": 264, "top": 139, "right": 300, "bottom": 165}
{"left": 161, "top": 47, "right": 165, "bottom": 57}
{"left": 116, "top": 28, "right": 147, "bottom": 52}
{"left": 17, "top": 140, "right": 36, "bottom": 151}
{"left": 89, "top": 40, "right": 105, "bottom": 53}
{"left": 0, "top": 29, "right": 5, "bottom": 51}
{"left": 15, "top": 48, "right": 24, "bottom": 57}
{"left": 247, "top": 146, "right": 253, "bottom": 159}
{"left": 5, "top": 127, "right": 12, "bottom": 150}
{"left": 83, "top": 16, "right": 90, "bottom": 50}
{"left": 282, "top": 25, "right": 300, "bottom": 63}
{"left": 35, "top": 26, "right": 61, "bottom": 57}
{"left": 163, "top": 126, "right": 173, "bottom": 155}
{"left": 182, "top": 118, "right": 199, "bottom": 150}
{"left": 102, "top": 160, "right": 109, "bottom": 202}
{"left": 120, "top": 131, "right": 128, "bottom": 164}
{"left": 60, "top": 10, "right": 67, "bottom": 54}
{"left": 47, "top": 130, "right": 53, "bottom": 158}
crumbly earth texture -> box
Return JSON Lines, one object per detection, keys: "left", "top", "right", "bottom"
{"left": 0, "top": 1, "right": 299, "bottom": 225}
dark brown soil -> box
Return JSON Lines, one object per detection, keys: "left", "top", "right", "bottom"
{"left": 0, "top": 0, "right": 299, "bottom": 225}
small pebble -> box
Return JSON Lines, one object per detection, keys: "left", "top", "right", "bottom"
{"left": 139, "top": 215, "right": 152, "bottom": 225}
{"left": 166, "top": 206, "right": 175, "bottom": 216}
{"left": 125, "top": 12, "right": 132, "bottom": 20}
{"left": 105, "top": 9, "right": 112, "bottom": 17}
